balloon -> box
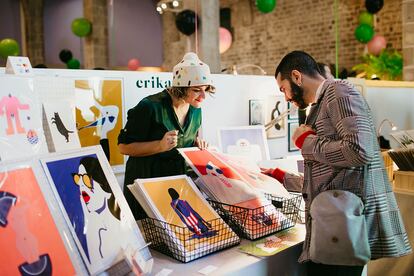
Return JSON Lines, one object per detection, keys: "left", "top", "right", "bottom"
{"left": 127, "top": 58, "right": 140, "bottom": 71}
{"left": 175, "top": 10, "right": 199, "bottom": 36}
{"left": 256, "top": 0, "right": 277, "bottom": 13}
{"left": 219, "top": 27, "right": 232, "bottom": 54}
{"left": 365, "top": 0, "right": 383, "bottom": 14}
{"left": 59, "top": 49, "right": 73, "bottom": 63}
{"left": 0, "top": 38, "right": 20, "bottom": 58}
{"left": 71, "top": 18, "right": 92, "bottom": 37}
{"left": 66, "top": 58, "right": 80, "bottom": 69}
{"left": 358, "top": 11, "right": 374, "bottom": 26}
{"left": 367, "top": 35, "right": 387, "bottom": 55}
{"left": 354, "top": 24, "right": 374, "bottom": 43}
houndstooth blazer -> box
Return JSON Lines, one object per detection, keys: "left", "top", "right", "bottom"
{"left": 284, "top": 80, "right": 412, "bottom": 263}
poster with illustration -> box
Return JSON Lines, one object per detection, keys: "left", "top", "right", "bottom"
{"left": 43, "top": 101, "right": 81, "bottom": 151}
{"left": 265, "top": 95, "right": 287, "bottom": 139}
{"left": 213, "top": 151, "right": 291, "bottom": 198}
{"left": 131, "top": 175, "right": 239, "bottom": 261}
{"left": 0, "top": 164, "right": 77, "bottom": 275}
{"left": 218, "top": 125, "right": 270, "bottom": 163}
{"left": 239, "top": 226, "right": 305, "bottom": 257}
{"left": 40, "top": 146, "right": 152, "bottom": 274}
{"left": 0, "top": 76, "right": 47, "bottom": 161}
{"left": 75, "top": 79, "right": 123, "bottom": 167}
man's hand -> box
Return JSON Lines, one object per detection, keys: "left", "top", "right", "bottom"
{"left": 160, "top": 130, "right": 178, "bottom": 152}
{"left": 292, "top": 124, "right": 314, "bottom": 144}
{"left": 260, "top": 167, "right": 273, "bottom": 176}
{"left": 195, "top": 137, "right": 209, "bottom": 150}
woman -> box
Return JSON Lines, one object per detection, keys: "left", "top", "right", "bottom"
{"left": 118, "top": 52, "right": 214, "bottom": 219}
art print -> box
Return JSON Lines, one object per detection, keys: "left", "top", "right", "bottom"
{"left": 0, "top": 165, "right": 76, "bottom": 275}
{"left": 40, "top": 147, "right": 152, "bottom": 274}
{"left": 75, "top": 79, "right": 123, "bottom": 166}
{"left": 218, "top": 125, "right": 270, "bottom": 163}
{"left": 43, "top": 101, "right": 81, "bottom": 151}
{"left": 265, "top": 95, "right": 287, "bottom": 139}
{"left": 134, "top": 175, "right": 239, "bottom": 257}
{"left": 249, "top": 99, "right": 265, "bottom": 125}
{"left": 0, "top": 76, "right": 47, "bottom": 161}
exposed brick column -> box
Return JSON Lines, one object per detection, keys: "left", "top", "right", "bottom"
{"left": 20, "top": 0, "right": 45, "bottom": 66}
{"left": 83, "top": 0, "right": 108, "bottom": 69}
{"left": 402, "top": 0, "right": 414, "bottom": 80}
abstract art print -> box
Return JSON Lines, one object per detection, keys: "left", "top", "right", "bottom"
{"left": 0, "top": 76, "right": 47, "bottom": 161}
{"left": 218, "top": 125, "right": 270, "bottom": 163}
{"left": 75, "top": 79, "right": 123, "bottom": 166}
{"left": 40, "top": 146, "right": 152, "bottom": 274}
{"left": 0, "top": 164, "right": 77, "bottom": 275}
{"left": 265, "top": 95, "right": 287, "bottom": 139}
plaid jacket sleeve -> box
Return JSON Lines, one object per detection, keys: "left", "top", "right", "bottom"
{"left": 301, "top": 81, "right": 376, "bottom": 167}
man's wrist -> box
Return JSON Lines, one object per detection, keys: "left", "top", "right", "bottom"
{"left": 295, "top": 130, "right": 316, "bottom": 149}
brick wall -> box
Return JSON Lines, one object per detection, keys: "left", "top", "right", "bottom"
{"left": 403, "top": 0, "right": 414, "bottom": 80}
{"left": 162, "top": 0, "right": 403, "bottom": 75}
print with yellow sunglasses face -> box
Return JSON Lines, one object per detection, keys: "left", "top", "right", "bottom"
{"left": 72, "top": 164, "right": 110, "bottom": 213}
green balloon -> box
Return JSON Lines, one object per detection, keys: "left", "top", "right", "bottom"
{"left": 67, "top": 58, "right": 80, "bottom": 69}
{"left": 355, "top": 24, "right": 374, "bottom": 43}
{"left": 0, "top": 38, "right": 20, "bottom": 58}
{"left": 71, "top": 18, "right": 92, "bottom": 37}
{"left": 256, "top": 0, "right": 276, "bottom": 13}
{"left": 358, "top": 11, "right": 374, "bottom": 26}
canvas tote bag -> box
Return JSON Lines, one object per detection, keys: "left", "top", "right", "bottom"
{"left": 309, "top": 189, "right": 371, "bottom": 265}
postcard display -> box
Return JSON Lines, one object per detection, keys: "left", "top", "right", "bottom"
{"left": 179, "top": 148, "right": 300, "bottom": 240}
{"left": 128, "top": 175, "right": 240, "bottom": 262}
{"left": 39, "top": 146, "right": 153, "bottom": 274}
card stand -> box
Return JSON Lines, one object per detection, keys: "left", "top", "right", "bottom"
{"left": 208, "top": 193, "right": 302, "bottom": 240}
{"left": 140, "top": 217, "right": 241, "bottom": 263}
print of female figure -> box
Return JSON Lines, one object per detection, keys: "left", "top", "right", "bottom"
{"left": 73, "top": 156, "right": 123, "bottom": 264}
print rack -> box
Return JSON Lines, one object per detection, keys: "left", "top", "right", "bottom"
{"left": 140, "top": 216, "right": 241, "bottom": 263}
{"left": 208, "top": 193, "right": 302, "bottom": 240}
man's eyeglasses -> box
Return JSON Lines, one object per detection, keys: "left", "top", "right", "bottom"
{"left": 72, "top": 173, "right": 93, "bottom": 189}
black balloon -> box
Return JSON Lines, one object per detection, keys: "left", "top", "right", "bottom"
{"left": 59, "top": 49, "right": 73, "bottom": 63}
{"left": 175, "top": 9, "right": 200, "bottom": 36}
{"left": 365, "top": 0, "right": 384, "bottom": 14}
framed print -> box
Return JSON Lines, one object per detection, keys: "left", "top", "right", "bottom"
{"left": 288, "top": 122, "right": 300, "bottom": 152}
{"left": 249, "top": 99, "right": 265, "bottom": 126}
{"left": 265, "top": 95, "right": 287, "bottom": 139}
{"left": 40, "top": 146, "right": 152, "bottom": 274}
{"left": 130, "top": 175, "right": 239, "bottom": 262}
{"left": 0, "top": 163, "right": 78, "bottom": 275}
{"left": 218, "top": 125, "right": 270, "bottom": 163}
{"left": 287, "top": 102, "right": 299, "bottom": 120}
{"left": 0, "top": 76, "right": 48, "bottom": 161}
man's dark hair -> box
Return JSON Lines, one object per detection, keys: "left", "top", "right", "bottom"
{"left": 275, "top": 51, "right": 321, "bottom": 80}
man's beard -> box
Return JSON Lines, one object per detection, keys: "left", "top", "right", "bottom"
{"left": 289, "top": 78, "right": 307, "bottom": 109}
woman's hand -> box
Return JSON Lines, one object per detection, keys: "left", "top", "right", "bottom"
{"left": 195, "top": 137, "right": 209, "bottom": 150}
{"left": 160, "top": 130, "right": 179, "bottom": 152}
{"left": 260, "top": 167, "right": 274, "bottom": 176}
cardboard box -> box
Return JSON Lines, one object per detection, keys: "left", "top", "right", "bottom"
{"left": 393, "top": 170, "right": 414, "bottom": 195}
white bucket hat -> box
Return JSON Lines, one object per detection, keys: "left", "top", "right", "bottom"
{"left": 172, "top": 52, "right": 215, "bottom": 90}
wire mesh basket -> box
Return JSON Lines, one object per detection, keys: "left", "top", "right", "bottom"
{"left": 140, "top": 216, "right": 240, "bottom": 263}
{"left": 208, "top": 193, "right": 302, "bottom": 240}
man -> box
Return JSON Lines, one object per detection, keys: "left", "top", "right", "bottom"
{"left": 269, "top": 51, "right": 411, "bottom": 275}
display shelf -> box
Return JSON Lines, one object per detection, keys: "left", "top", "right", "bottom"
{"left": 140, "top": 217, "right": 240, "bottom": 263}
{"left": 208, "top": 193, "right": 301, "bottom": 240}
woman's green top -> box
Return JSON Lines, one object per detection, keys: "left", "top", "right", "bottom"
{"left": 118, "top": 90, "right": 202, "bottom": 219}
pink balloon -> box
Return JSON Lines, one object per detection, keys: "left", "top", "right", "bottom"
{"left": 127, "top": 58, "right": 140, "bottom": 71}
{"left": 367, "top": 35, "right": 387, "bottom": 55}
{"left": 219, "top": 27, "right": 232, "bottom": 54}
